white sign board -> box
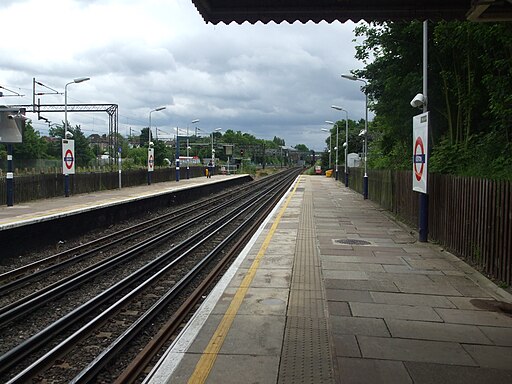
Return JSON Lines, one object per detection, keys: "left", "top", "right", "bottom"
{"left": 148, "top": 148, "right": 155, "bottom": 172}
{"left": 62, "top": 139, "right": 75, "bottom": 175}
{"left": 412, "top": 112, "right": 429, "bottom": 193}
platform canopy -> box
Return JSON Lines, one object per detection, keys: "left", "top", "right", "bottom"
{"left": 191, "top": 0, "right": 512, "bottom": 24}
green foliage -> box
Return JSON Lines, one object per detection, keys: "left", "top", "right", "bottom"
{"left": 127, "top": 147, "right": 148, "bottom": 166}
{"left": 10, "top": 122, "right": 49, "bottom": 160}
{"left": 153, "top": 140, "right": 172, "bottom": 166}
{"left": 354, "top": 20, "right": 512, "bottom": 179}
{"left": 294, "top": 144, "right": 309, "bottom": 152}
{"left": 139, "top": 128, "right": 149, "bottom": 148}
{"left": 47, "top": 123, "right": 95, "bottom": 166}
{"left": 273, "top": 136, "right": 285, "bottom": 146}
{"left": 430, "top": 132, "right": 512, "bottom": 180}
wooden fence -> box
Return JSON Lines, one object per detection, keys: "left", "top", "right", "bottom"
{"left": 345, "top": 167, "right": 511, "bottom": 286}
{"left": 0, "top": 166, "right": 207, "bottom": 204}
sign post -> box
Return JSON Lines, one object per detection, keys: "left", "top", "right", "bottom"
{"left": 175, "top": 134, "right": 180, "bottom": 182}
{"left": 118, "top": 146, "right": 122, "bottom": 189}
{"left": 147, "top": 147, "right": 154, "bottom": 185}
{"left": 413, "top": 112, "right": 429, "bottom": 242}
{"left": 62, "top": 139, "right": 75, "bottom": 197}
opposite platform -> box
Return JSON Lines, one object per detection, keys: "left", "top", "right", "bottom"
{"left": 145, "top": 175, "right": 512, "bottom": 384}
{"left": 0, "top": 174, "right": 247, "bottom": 231}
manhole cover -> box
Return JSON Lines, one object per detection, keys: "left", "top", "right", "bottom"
{"left": 334, "top": 239, "right": 372, "bottom": 246}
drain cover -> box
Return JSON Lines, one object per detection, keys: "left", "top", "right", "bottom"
{"left": 334, "top": 239, "right": 372, "bottom": 246}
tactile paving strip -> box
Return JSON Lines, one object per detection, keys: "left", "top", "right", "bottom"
{"left": 278, "top": 178, "right": 335, "bottom": 384}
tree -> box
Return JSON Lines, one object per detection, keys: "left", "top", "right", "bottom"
{"left": 49, "top": 123, "right": 95, "bottom": 167}
{"left": 294, "top": 144, "right": 309, "bottom": 152}
{"left": 139, "top": 128, "right": 151, "bottom": 148}
{"left": 10, "top": 122, "right": 49, "bottom": 159}
{"left": 354, "top": 20, "right": 512, "bottom": 178}
{"left": 273, "top": 136, "right": 285, "bottom": 146}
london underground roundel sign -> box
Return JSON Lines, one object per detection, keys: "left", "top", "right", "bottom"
{"left": 414, "top": 136, "right": 425, "bottom": 181}
{"left": 412, "top": 112, "right": 428, "bottom": 193}
{"left": 148, "top": 148, "right": 155, "bottom": 172}
{"left": 62, "top": 139, "right": 75, "bottom": 175}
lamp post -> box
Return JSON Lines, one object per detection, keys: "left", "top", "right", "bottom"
{"left": 187, "top": 119, "right": 199, "bottom": 179}
{"left": 148, "top": 106, "right": 166, "bottom": 185}
{"left": 341, "top": 74, "right": 368, "bottom": 199}
{"left": 331, "top": 105, "right": 349, "bottom": 187}
{"left": 325, "top": 120, "right": 339, "bottom": 180}
{"left": 64, "top": 77, "right": 90, "bottom": 197}
{"left": 321, "top": 128, "right": 332, "bottom": 169}
{"left": 211, "top": 127, "right": 222, "bottom": 176}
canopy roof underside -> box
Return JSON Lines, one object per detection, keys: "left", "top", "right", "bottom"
{"left": 191, "top": 0, "right": 512, "bottom": 24}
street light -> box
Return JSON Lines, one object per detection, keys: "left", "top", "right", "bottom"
{"left": 321, "top": 128, "right": 332, "bottom": 169}
{"left": 331, "top": 105, "right": 349, "bottom": 187}
{"left": 211, "top": 128, "right": 222, "bottom": 176}
{"left": 64, "top": 77, "right": 90, "bottom": 197}
{"left": 187, "top": 119, "right": 199, "bottom": 179}
{"left": 325, "top": 120, "right": 339, "bottom": 181}
{"left": 341, "top": 74, "right": 368, "bottom": 199}
{"left": 147, "top": 106, "right": 166, "bottom": 185}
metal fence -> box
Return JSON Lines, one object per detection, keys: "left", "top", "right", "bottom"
{"left": 344, "top": 167, "right": 511, "bottom": 286}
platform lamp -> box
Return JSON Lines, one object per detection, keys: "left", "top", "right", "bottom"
{"left": 148, "top": 106, "right": 166, "bottom": 185}
{"left": 321, "top": 128, "right": 332, "bottom": 169}
{"left": 64, "top": 77, "right": 90, "bottom": 197}
{"left": 331, "top": 105, "right": 349, "bottom": 187}
{"left": 325, "top": 120, "right": 339, "bottom": 181}
{"left": 341, "top": 74, "right": 368, "bottom": 199}
{"left": 187, "top": 119, "right": 199, "bottom": 179}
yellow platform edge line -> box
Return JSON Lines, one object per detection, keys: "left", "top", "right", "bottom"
{"left": 187, "top": 176, "right": 302, "bottom": 384}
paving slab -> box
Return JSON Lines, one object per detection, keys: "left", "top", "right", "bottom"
{"left": 326, "top": 289, "right": 374, "bottom": 303}
{"left": 322, "top": 261, "right": 386, "bottom": 272}
{"left": 324, "top": 279, "right": 399, "bottom": 292}
{"left": 386, "top": 318, "right": 492, "bottom": 344}
{"left": 381, "top": 264, "right": 444, "bottom": 275}
{"left": 170, "top": 354, "right": 280, "bottom": 384}
{"left": 322, "top": 254, "right": 406, "bottom": 265}
{"left": 323, "top": 270, "right": 369, "bottom": 280}
{"left": 186, "top": 314, "right": 285, "bottom": 355}
{"left": 326, "top": 301, "right": 352, "bottom": 316}
{"left": 330, "top": 316, "right": 390, "bottom": 337}
{"left": 350, "top": 302, "right": 443, "bottom": 322}
{"left": 357, "top": 335, "right": 477, "bottom": 365}
{"left": 331, "top": 334, "right": 361, "bottom": 357}
{"left": 338, "top": 357, "right": 413, "bottom": 384}
{"left": 211, "top": 287, "right": 289, "bottom": 316}
{"left": 435, "top": 308, "right": 512, "bottom": 327}
{"left": 405, "top": 361, "right": 512, "bottom": 384}
{"left": 370, "top": 291, "right": 456, "bottom": 308}
{"left": 462, "top": 344, "right": 512, "bottom": 369}
{"left": 394, "top": 280, "right": 463, "bottom": 296}
{"left": 478, "top": 326, "right": 512, "bottom": 346}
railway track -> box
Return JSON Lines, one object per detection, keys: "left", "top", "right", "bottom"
{"left": 0, "top": 168, "right": 301, "bottom": 383}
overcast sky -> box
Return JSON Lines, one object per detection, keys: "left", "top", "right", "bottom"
{"left": 0, "top": 0, "right": 369, "bottom": 151}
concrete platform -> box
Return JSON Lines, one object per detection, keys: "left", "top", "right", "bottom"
{"left": 145, "top": 175, "right": 512, "bottom": 384}
{"left": 0, "top": 174, "right": 250, "bottom": 256}
{"left": 0, "top": 174, "right": 248, "bottom": 231}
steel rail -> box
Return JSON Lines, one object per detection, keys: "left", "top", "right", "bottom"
{"left": 0, "top": 175, "right": 271, "bottom": 288}
{"left": 0, "top": 170, "right": 297, "bottom": 379}
{"left": 0, "top": 178, "right": 270, "bottom": 327}
{"left": 70, "top": 171, "right": 299, "bottom": 383}
{"left": 113, "top": 171, "right": 300, "bottom": 383}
